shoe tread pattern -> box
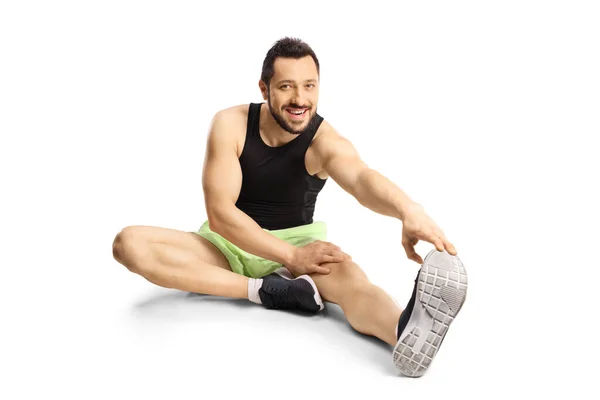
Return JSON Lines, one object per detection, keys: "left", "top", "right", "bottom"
{"left": 393, "top": 250, "right": 467, "bottom": 377}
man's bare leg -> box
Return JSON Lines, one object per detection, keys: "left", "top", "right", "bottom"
{"left": 306, "top": 260, "right": 403, "bottom": 346}
{"left": 112, "top": 226, "right": 249, "bottom": 298}
{"left": 112, "top": 226, "right": 326, "bottom": 311}
{"left": 306, "top": 252, "right": 468, "bottom": 378}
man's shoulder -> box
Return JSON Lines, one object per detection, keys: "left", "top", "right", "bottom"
{"left": 210, "top": 104, "right": 251, "bottom": 135}
{"left": 311, "top": 119, "right": 356, "bottom": 160}
{"left": 313, "top": 119, "right": 342, "bottom": 145}
{"left": 209, "top": 104, "right": 251, "bottom": 155}
{"left": 214, "top": 103, "right": 251, "bottom": 121}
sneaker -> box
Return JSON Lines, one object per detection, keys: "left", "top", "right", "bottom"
{"left": 258, "top": 267, "right": 324, "bottom": 313}
{"left": 393, "top": 249, "right": 468, "bottom": 377}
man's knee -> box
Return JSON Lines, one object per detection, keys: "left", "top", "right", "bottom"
{"left": 308, "top": 260, "right": 370, "bottom": 304}
{"left": 319, "top": 260, "right": 369, "bottom": 285}
{"left": 112, "top": 226, "right": 144, "bottom": 271}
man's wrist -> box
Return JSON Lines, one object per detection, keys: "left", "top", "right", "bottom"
{"left": 281, "top": 244, "right": 297, "bottom": 267}
{"left": 396, "top": 201, "right": 421, "bottom": 221}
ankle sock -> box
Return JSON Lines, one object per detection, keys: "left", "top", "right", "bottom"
{"left": 396, "top": 272, "right": 420, "bottom": 340}
{"left": 247, "top": 278, "right": 263, "bottom": 304}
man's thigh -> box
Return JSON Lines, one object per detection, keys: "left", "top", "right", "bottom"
{"left": 115, "top": 225, "right": 231, "bottom": 270}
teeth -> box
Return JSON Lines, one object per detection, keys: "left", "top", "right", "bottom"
{"left": 289, "top": 109, "right": 305, "bottom": 115}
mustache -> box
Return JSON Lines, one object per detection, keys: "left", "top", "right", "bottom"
{"left": 285, "top": 104, "right": 310, "bottom": 109}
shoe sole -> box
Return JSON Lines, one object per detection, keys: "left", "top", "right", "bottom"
{"left": 274, "top": 267, "right": 325, "bottom": 311}
{"left": 393, "top": 249, "right": 468, "bottom": 377}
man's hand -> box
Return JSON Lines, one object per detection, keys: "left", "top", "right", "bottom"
{"left": 401, "top": 203, "right": 457, "bottom": 264}
{"left": 287, "top": 241, "right": 351, "bottom": 275}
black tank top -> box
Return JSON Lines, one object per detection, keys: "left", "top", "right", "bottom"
{"left": 235, "top": 103, "right": 327, "bottom": 230}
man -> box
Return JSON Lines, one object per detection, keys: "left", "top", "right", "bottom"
{"left": 112, "top": 37, "right": 468, "bottom": 378}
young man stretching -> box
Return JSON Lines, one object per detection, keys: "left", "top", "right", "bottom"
{"left": 112, "top": 37, "right": 468, "bottom": 377}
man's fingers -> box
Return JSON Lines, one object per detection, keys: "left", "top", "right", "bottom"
{"left": 439, "top": 233, "right": 457, "bottom": 255}
{"left": 442, "top": 237, "right": 457, "bottom": 255}
{"left": 321, "top": 241, "right": 340, "bottom": 250}
{"left": 321, "top": 254, "right": 345, "bottom": 264}
{"left": 428, "top": 227, "right": 457, "bottom": 255}
{"left": 420, "top": 231, "right": 445, "bottom": 252}
{"left": 320, "top": 244, "right": 351, "bottom": 260}
{"left": 333, "top": 249, "right": 352, "bottom": 261}
{"left": 402, "top": 241, "right": 423, "bottom": 264}
{"left": 324, "top": 247, "right": 352, "bottom": 261}
{"left": 435, "top": 239, "right": 445, "bottom": 252}
{"left": 313, "top": 265, "right": 330, "bottom": 274}
{"left": 409, "top": 251, "right": 423, "bottom": 264}
{"left": 432, "top": 230, "right": 457, "bottom": 255}
{"left": 314, "top": 242, "right": 352, "bottom": 264}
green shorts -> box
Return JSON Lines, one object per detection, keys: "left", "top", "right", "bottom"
{"left": 192, "top": 220, "right": 328, "bottom": 278}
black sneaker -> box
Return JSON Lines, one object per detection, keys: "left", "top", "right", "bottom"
{"left": 393, "top": 249, "right": 468, "bottom": 377}
{"left": 258, "top": 267, "right": 324, "bottom": 313}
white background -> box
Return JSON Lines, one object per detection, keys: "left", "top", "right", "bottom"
{"left": 1, "top": 0, "right": 599, "bottom": 398}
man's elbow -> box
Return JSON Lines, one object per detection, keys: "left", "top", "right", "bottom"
{"left": 206, "top": 203, "right": 234, "bottom": 234}
{"left": 207, "top": 209, "right": 225, "bottom": 234}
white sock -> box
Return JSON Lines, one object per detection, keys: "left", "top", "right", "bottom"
{"left": 247, "top": 278, "right": 263, "bottom": 304}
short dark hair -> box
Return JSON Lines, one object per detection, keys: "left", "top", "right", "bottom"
{"left": 260, "top": 37, "right": 320, "bottom": 87}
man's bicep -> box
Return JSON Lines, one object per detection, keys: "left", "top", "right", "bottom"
{"left": 202, "top": 113, "right": 243, "bottom": 218}
{"left": 320, "top": 135, "right": 368, "bottom": 196}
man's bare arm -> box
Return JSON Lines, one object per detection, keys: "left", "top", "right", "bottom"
{"left": 202, "top": 110, "right": 297, "bottom": 265}
{"left": 315, "top": 129, "right": 416, "bottom": 221}
{"left": 314, "top": 126, "right": 457, "bottom": 262}
{"left": 202, "top": 109, "right": 348, "bottom": 274}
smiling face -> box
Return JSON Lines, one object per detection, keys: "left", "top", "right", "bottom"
{"left": 260, "top": 56, "right": 320, "bottom": 135}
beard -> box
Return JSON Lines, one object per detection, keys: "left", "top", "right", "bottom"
{"left": 267, "top": 90, "right": 319, "bottom": 135}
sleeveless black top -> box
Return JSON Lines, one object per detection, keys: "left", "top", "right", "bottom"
{"left": 234, "top": 103, "right": 327, "bottom": 230}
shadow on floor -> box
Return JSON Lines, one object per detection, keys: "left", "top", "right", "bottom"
{"left": 130, "top": 289, "right": 400, "bottom": 376}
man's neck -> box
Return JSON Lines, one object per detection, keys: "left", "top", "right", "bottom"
{"left": 259, "top": 103, "right": 297, "bottom": 147}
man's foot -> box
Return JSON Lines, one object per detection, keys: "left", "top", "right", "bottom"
{"left": 258, "top": 268, "right": 324, "bottom": 313}
{"left": 393, "top": 249, "right": 468, "bottom": 377}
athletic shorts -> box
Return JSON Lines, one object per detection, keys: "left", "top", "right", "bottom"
{"left": 192, "top": 220, "right": 327, "bottom": 278}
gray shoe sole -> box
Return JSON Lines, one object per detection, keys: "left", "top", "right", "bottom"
{"left": 393, "top": 249, "right": 468, "bottom": 377}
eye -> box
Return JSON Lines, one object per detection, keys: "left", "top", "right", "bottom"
{"left": 280, "top": 84, "right": 291, "bottom": 89}
{"left": 306, "top": 84, "right": 315, "bottom": 89}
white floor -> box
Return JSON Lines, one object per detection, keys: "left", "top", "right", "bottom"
{"left": 2, "top": 1, "right": 599, "bottom": 398}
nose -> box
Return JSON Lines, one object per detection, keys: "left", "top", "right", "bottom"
{"left": 291, "top": 87, "right": 308, "bottom": 107}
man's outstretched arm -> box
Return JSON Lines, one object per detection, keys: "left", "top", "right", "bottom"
{"left": 314, "top": 126, "right": 457, "bottom": 263}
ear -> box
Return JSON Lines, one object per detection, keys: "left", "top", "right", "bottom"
{"left": 258, "top": 80, "right": 268, "bottom": 101}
